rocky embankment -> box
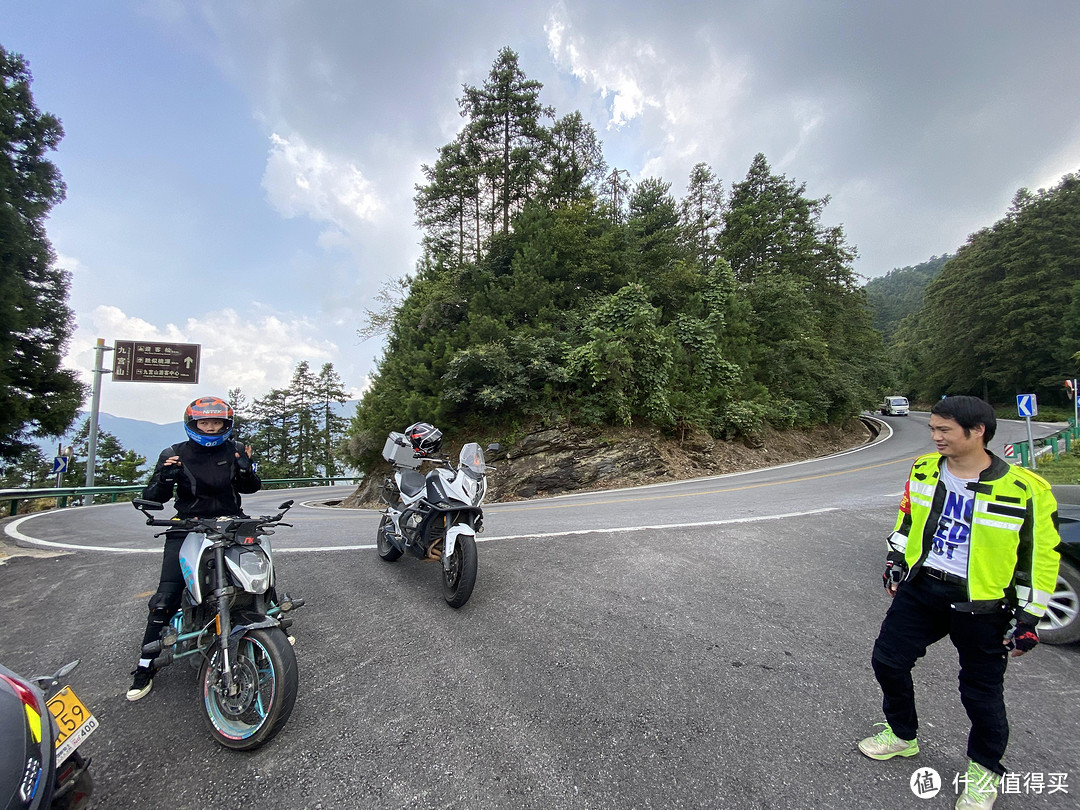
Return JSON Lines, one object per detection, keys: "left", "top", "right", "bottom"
{"left": 340, "top": 418, "right": 875, "bottom": 508}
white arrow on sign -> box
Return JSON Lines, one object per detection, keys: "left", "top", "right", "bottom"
{"left": 1017, "top": 394, "right": 1037, "bottom": 418}
{"left": 184, "top": 356, "right": 194, "bottom": 368}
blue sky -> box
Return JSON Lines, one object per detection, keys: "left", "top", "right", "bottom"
{"left": 5, "top": 1, "right": 1079, "bottom": 424}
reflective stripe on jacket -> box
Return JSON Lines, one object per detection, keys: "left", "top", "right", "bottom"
{"left": 886, "top": 451, "right": 1061, "bottom": 622}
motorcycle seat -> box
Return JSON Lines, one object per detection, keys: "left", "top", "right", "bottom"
{"left": 398, "top": 470, "right": 426, "bottom": 498}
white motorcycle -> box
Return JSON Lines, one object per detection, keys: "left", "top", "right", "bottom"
{"left": 376, "top": 432, "right": 499, "bottom": 608}
{"left": 132, "top": 499, "right": 304, "bottom": 750}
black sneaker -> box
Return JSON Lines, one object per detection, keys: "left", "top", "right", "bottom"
{"left": 126, "top": 666, "right": 153, "bottom": 701}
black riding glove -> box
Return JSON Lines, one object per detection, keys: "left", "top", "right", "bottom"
{"left": 159, "top": 465, "right": 181, "bottom": 485}
{"left": 883, "top": 551, "right": 907, "bottom": 592}
{"left": 1005, "top": 617, "right": 1040, "bottom": 655}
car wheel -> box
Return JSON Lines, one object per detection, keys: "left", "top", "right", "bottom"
{"left": 1039, "top": 558, "right": 1080, "bottom": 644}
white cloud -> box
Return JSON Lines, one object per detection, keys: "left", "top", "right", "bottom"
{"left": 545, "top": 11, "right": 659, "bottom": 130}
{"left": 262, "top": 132, "right": 384, "bottom": 243}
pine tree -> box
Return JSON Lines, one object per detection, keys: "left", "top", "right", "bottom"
{"left": 0, "top": 46, "right": 86, "bottom": 457}
{"left": 313, "top": 362, "right": 349, "bottom": 477}
{"left": 459, "top": 47, "right": 553, "bottom": 236}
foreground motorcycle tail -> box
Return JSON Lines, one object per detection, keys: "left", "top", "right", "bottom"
{"left": 0, "top": 659, "right": 95, "bottom": 810}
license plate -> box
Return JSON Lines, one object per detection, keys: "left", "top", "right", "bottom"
{"left": 46, "top": 686, "right": 98, "bottom": 764}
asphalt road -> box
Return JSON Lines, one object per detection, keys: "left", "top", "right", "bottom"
{"left": 2, "top": 413, "right": 1077, "bottom": 809}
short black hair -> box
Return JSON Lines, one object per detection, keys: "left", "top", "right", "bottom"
{"left": 931, "top": 395, "right": 997, "bottom": 444}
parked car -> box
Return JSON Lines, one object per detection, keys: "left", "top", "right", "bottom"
{"left": 1042, "top": 506, "right": 1080, "bottom": 644}
{"left": 879, "top": 396, "right": 910, "bottom": 416}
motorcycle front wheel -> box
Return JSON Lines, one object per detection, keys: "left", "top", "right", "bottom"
{"left": 199, "top": 627, "right": 298, "bottom": 750}
{"left": 376, "top": 513, "right": 402, "bottom": 561}
{"left": 442, "top": 532, "right": 477, "bottom": 608}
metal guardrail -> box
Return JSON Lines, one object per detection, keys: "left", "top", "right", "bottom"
{"left": 1012, "top": 421, "right": 1080, "bottom": 468}
{"left": 0, "top": 477, "right": 362, "bottom": 517}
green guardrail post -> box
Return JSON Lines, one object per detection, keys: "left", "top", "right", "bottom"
{"left": 1065, "top": 432, "right": 1072, "bottom": 453}
{"left": 1048, "top": 437, "right": 1059, "bottom": 460}
{"left": 1019, "top": 442, "right": 1030, "bottom": 468}
{"left": 9, "top": 499, "right": 18, "bottom": 517}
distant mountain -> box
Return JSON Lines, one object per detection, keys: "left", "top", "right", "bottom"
{"left": 34, "top": 401, "right": 359, "bottom": 470}
{"left": 864, "top": 254, "right": 951, "bottom": 342}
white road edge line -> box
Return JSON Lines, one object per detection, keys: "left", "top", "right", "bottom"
{"left": 4, "top": 506, "right": 839, "bottom": 554}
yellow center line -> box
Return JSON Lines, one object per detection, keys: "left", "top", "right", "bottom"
{"left": 492, "top": 455, "right": 917, "bottom": 513}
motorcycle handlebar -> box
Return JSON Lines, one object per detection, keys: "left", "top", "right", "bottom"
{"left": 133, "top": 499, "right": 292, "bottom": 530}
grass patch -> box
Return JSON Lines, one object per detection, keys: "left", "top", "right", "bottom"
{"left": 1035, "top": 446, "right": 1080, "bottom": 484}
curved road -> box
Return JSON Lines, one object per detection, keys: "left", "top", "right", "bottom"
{"left": 1, "top": 413, "right": 1076, "bottom": 809}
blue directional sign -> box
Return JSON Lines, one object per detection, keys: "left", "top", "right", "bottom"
{"left": 1017, "top": 394, "right": 1038, "bottom": 418}
{"left": 52, "top": 456, "right": 69, "bottom": 474}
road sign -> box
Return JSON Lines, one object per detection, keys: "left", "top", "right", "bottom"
{"left": 52, "top": 456, "right": 69, "bottom": 474}
{"left": 112, "top": 340, "right": 201, "bottom": 384}
{"left": 1017, "top": 394, "right": 1038, "bottom": 418}
{"left": 1004, "top": 444, "right": 1015, "bottom": 458}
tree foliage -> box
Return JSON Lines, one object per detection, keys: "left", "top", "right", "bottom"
{"left": 894, "top": 175, "right": 1080, "bottom": 404}
{"left": 237, "top": 362, "right": 351, "bottom": 478}
{"left": 0, "top": 45, "right": 86, "bottom": 458}
{"left": 348, "top": 49, "right": 888, "bottom": 468}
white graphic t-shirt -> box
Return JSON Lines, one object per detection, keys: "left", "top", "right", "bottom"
{"left": 927, "top": 461, "right": 976, "bottom": 578}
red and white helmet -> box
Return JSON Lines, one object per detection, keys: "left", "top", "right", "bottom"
{"left": 404, "top": 422, "right": 443, "bottom": 456}
{"left": 184, "top": 396, "right": 234, "bottom": 447}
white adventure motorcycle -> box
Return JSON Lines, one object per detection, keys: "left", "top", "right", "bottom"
{"left": 376, "top": 427, "right": 499, "bottom": 608}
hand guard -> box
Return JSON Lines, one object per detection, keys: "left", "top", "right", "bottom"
{"left": 1005, "top": 618, "right": 1040, "bottom": 654}
{"left": 882, "top": 551, "right": 907, "bottom": 592}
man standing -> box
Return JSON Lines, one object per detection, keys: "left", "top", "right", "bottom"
{"left": 858, "top": 396, "right": 1060, "bottom": 810}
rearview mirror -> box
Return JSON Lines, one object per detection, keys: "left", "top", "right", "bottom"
{"left": 133, "top": 499, "right": 164, "bottom": 511}
{"left": 279, "top": 500, "right": 294, "bottom": 510}
{"left": 486, "top": 443, "right": 501, "bottom": 453}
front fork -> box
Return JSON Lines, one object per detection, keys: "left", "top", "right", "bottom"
{"left": 213, "top": 545, "right": 238, "bottom": 695}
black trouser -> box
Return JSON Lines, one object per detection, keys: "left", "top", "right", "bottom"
{"left": 139, "top": 530, "right": 188, "bottom": 654}
{"left": 871, "top": 570, "right": 1011, "bottom": 775}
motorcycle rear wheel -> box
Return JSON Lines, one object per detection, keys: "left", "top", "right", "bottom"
{"left": 377, "top": 513, "right": 402, "bottom": 561}
{"left": 442, "top": 532, "right": 477, "bottom": 608}
{"left": 199, "top": 627, "right": 298, "bottom": 750}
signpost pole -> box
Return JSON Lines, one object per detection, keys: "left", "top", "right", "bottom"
{"left": 1067, "top": 380, "right": 1075, "bottom": 438}
{"left": 1017, "top": 393, "right": 1038, "bottom": 470}
{"left": 84, "top": 339, "right": 113, "bottom": 491}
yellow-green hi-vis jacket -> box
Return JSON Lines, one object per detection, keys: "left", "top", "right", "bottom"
{"left": 887, "top": 451, "right": 1061, "bottom": 623}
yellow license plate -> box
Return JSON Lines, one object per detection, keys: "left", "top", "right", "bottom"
{"left": 46, "top": 686, "right": 98, "bottom": 763}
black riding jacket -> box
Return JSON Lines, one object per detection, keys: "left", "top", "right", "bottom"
{"left": 141, "top": 439, "right": 261, "bottom": 518}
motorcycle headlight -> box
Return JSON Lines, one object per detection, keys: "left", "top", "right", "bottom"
{"left": 227, "top": 549, "right": 272, "bottom": 594}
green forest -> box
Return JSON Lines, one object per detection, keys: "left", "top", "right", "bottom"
{"left": 869, "top": 178, "right": 1080, "bottom": 407}
{"left": 344, "top": 48, "right": 889, "bottom": 467}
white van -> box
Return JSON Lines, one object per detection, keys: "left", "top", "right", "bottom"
{"left": 880, "top": 396, "right": 910, "bottom": 416}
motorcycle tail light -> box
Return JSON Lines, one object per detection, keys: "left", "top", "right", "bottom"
{"left": 0, "top": 673, "right": 44, "bottom": 742}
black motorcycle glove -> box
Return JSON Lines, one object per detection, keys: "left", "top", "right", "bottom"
{"left": 883, "top": 551, "right": 907, "bottom": 592}
{"left": 1005, "top": 617, "right": 1040, "bottom": 655}
{"left": 159, "top": 465, "right": 181, "bottom": 485}
{"left": 235, "top": 454, "right": 254, "bottom": 474}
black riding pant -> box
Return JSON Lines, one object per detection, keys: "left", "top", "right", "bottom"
{"left": 139, "top": 530, "right": 188, "bottom": 652}
{"left": 871, "top": 570, "right": 1011, "bottom": 775}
